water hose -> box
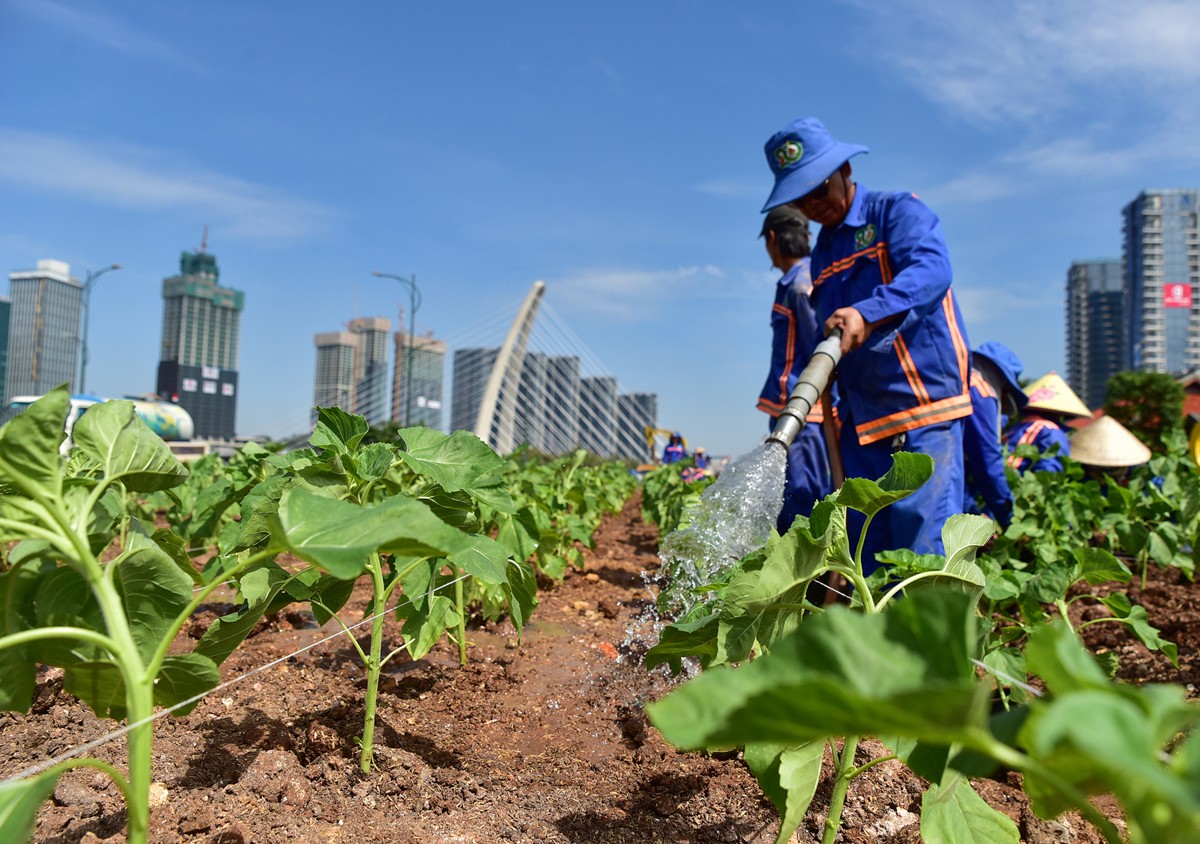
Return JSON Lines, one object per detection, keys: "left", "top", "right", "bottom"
{"left": 766, "top": 329, "right": 843, "bottom": 451}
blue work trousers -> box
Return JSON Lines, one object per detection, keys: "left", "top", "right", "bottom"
{"left": 839, "top": 417, "right": 965, "bottom": 576}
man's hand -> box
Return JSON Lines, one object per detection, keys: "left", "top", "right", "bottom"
{"left": 825, "top": 307, "right": 875, "bottom": 354}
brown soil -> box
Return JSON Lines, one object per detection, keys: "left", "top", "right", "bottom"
{"left": 3, "top": 492, "right": 1196, "bottom": 844}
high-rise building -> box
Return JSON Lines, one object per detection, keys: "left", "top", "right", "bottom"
{"left": 347, "top": 317, "right": 390, "bottom": 427}
{"left": 312, "top": 331, "right": 358, "bottom": 423}
{"left": 1123, "top": 190, "right": 1200, "bottom": 375}
{"left": 393, "top": 331, "right": 446, "bottom": 429}
{"left": 6, "top": 259, "right": 83, "bottom": 401}
{"left": 616, "top": 392, "right": 658, "bottom": 462}
{"left": 580, "top": 375, "right": 618, "bottom": 457}
{"left": 514, "top": 351, "right": 549, "bottom": 451}
{"left": 1066, "top": 259, "right": 1124, "bottom": 409}
{"left": 0, "top": 295, "right": 10, "bottom": 404}
{"left": 156, "top": 250, "right": 244, "bottom": 439}
{"left": 450, "top": 347, "right": 498, "bottom": 435}
{"left": 543, "top": 355, "right": 581, "bottom": 453}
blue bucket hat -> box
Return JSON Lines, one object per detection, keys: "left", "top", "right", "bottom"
{"left": 974, "top": 341, "right": 1027, "bottom": 410}
{"left": 762, "top": 117, "right": 869, "bottom": 212}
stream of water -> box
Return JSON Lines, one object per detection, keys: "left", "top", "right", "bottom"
{"left": 642, "top": 442, "right": 787, "bottom": 628}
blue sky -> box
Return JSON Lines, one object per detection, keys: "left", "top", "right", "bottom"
{"left": 3, "top": 1, "right": 1199, "bottom": 457}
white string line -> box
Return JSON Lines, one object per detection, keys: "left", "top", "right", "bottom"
{"left": 0, "top": 571, "right": 473, "bottom": 786}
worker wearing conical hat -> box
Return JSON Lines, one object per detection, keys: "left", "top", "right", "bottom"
{"left": 964, "top": 342, "right": 1026, "bottom": 526}
{"left": 1069, "top": 416, "right": 1151, "bottom": 470}
{"left": 1004, "top": 372, "right": 1090, "bottom": 473}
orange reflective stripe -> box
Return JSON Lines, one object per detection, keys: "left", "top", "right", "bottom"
{"left": 812, "top": 243, "right": 889, "bottom": 288}
{"left": 970, "top": 370, "right": 996, "bottom": 399}
{"left": 942, "top": 289, "right": 969, "bottom": 387}
{"left": 893, "top": 333, "right": 932, "bottom": 405}
{"left": 854, "top": 392, "right": 972, "bottom": 444}
{"left": 774, "top": 303, "right": 796, "bottom": 404}
{"left": 756, "top": 397, "right": 825, "bottom": 422}
{"left": 1006, "top": 420, "right": 1050, "bottom": 468}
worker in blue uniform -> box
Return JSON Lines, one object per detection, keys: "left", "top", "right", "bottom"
{"left": 963, "top": 341, "right": 1026, "bottom": 527}
{"left": 662, "top": 432, "right": 686, "bottom": 464}
{"left": 761, "top": 117, "right": 971, "bottom": 572}
{"left": 757, "top": 204, "right": 833, "bottom": 532}
{"left": 1004, "top": 372, "right": 1088, "bottom": 473}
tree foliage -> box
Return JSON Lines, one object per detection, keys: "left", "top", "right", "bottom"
{"left": 1104, "top": 371, "right": 1184, "bottom": 450}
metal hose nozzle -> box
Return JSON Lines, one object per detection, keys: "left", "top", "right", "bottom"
{"left": 766, "top": 330, "right": 843, "bottom": 451}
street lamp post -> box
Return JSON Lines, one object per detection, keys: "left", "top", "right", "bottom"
{"left": 80, "top": 263, "right": 122, "bottom": 395}
{"left": 371, "top": 270, "right": 421, "bottom": 427}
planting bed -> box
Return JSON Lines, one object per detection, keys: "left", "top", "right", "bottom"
{"left": 3, "top": 491, "right": 1197, "bottom": 843}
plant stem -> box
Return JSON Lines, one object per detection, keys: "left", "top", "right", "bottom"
{"left": 359, "top": 552, "right": 389, "bottom": 774}
{"left": 455, "top": 567, "right": 468, "bottom": 666}
{"left": 822, "top": 735, "right": 859, "bottom": 844}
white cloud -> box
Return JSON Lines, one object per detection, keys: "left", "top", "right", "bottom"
{"left": 847, "top": 0, "right": 1200, "bottom": 126}
{"left": 954, "top": 282, "right": 1057, "bottom": 327}
{"left": 12, "top": 0, "right": 201, "bottom": 71}
{"left": 547, "top": 265, "right": 730, "bottom": 320}
{"left": 0, "top": 129, "right": 337, "bottom": 242}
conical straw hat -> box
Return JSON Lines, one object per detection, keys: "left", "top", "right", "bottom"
{"left": 1069, "top": 416, "right": 1152, "bottom": 468}
{"left": 1023, "top": 371, "right": 1091, "bottom": 418}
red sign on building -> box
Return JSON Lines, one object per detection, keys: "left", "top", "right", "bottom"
{"left": 1165, "top": 283, "right": 1193, "bottom": 308}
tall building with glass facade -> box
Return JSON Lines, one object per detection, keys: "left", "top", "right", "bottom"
{"left": 312, "top": 331, "right": 358, "bottom": 423}
{"left": 580, "top": 375, "right": 618, "bottom": 457}
{"left": 6, "top": 260, "right": 83, "bottom": 401}
{"left": 1066, "top": 259, "right": 1124, "bottom": 409}
{"left": 346, "top": 317, "right": 390, "bottom": 427}
{"left": 156, "top": 250, "right": 244, "bottom": 439}
{"left": 0, "top": 295, "right": 10, "bottom": 404}
{"left": 393, "top": 331, "right": 446, "bottom": 428}
{"left": 1123, "top": 190, "right": 1200, "bottom": 375}
{"left": 616, "top": 391, "right": 658, "bottom": 461}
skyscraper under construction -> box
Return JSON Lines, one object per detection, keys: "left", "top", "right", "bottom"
{"left": 156, "top": 249, "right": 244, "bottom": 439}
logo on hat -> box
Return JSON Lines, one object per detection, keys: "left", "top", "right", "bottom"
{"left": 854, "top": 224, "right": 877, "bottom": 249}
{"left": 774, "top": 140, "right": 803, "bottom": 169}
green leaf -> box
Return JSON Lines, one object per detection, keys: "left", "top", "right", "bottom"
{"left": 153, "top": 652, "right": 220, "bottom": 714}
{"left": 33, "top": 567, "right": 106, "bottom": 666}
{"left": 1074, "top": 548, "right": 1131, "bottom": 585}
{"left": 353, "top": 442, "right": 396, "bottom": 481}
{"left": 72, "top": 400, "right": 189, "bottom": 492}
{"left": 224, "top": 475, "right": 291, "bottom": 553}
{"left": 0, "top": 387, "right": 68, "bottom": 494}
{"left": 394, "top": 559, "right": 460, "bottom": 660}
{"left": 274, "top": 485, "right": 470, "bottom": 578}
{"left": 647, "top": 589, "right": 986, "bottom": 751}
{"left": 644, "top": 612, "right": 721, "bottom": 673}
{"left": 833, "top": 452, "right": 934, "bottom": 518}
{"left": 1115, "top": 605, "right": 1179, "bottom": 667}
{"left": 744, "top": 741, "right": 824, "bottom": 844}
{"left": 1024, "top": 621, "right": 1110, "bottom": 695}
{"left": 151, "top": 528, "right": 204, "bottom": 586}
{"left": 0, "top": 559, "right": 56, "bottom": 712}
{"left": 921, "top": 774, "right": 1019, "bottom": 843}
{"left": 63, "top": 659, "right": 127, "bottom": 719}
{"left": 396, "top": 428, "right": 515, "bottom": 512}
{"left": 115, "top": 531, "right": 194, "bottom": 663}
{"left": 0, "top": 770, "right": 63, "bottom": 844}
{"left": 450, "top": 535, "right": 514, "bottom": 585}
{"left": 502, "top": 559, "right": 539, "bottom": 633}
{"left": 310, "top": 406, "right": 369, "bottom": 454}
{"left": 495, "top": 507, "right": 541, "bottom": 562}
{"left": 195, "top": 562, "right": 292, "bottom": 665}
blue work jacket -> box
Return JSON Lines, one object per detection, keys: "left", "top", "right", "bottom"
{"left": 964, "top": 368, "right": 1013, "bottom": 523}
{"left": 1005, "top": 415, "right": 1070, "bottom": 473}
{"left": 810, "top": 186, "right": 971, "bottom": 445}
{"left": 757, "top": 258, "right": 825, "bottom": 424}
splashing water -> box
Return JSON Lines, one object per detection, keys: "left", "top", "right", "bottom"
{"left": 656, "top": 443, "right": 786, "bottom": 616}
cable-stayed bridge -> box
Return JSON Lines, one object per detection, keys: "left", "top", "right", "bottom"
{"left": 260, "top": 282, "right": 661, "bottom": 462}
